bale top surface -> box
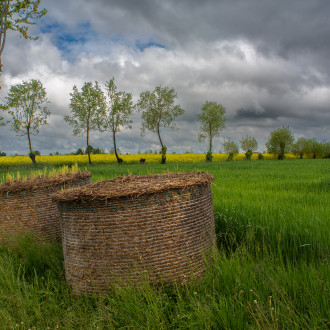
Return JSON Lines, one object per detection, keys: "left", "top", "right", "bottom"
{"left": 52, "top": 172, "right": 214, "bottom": 202}
{"left": 0, "top": 172, "right": 92, "bottom": 194}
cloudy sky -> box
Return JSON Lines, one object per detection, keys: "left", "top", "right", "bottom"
{"left": 0, "top": 0, "right": 329, "bottom": 155}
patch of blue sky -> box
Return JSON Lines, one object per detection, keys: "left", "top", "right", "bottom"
{"left": 39, "top": 20, "right": 97, "bottom": 56}
{"left": 135, "top": 40, "right": 165, "bottom": 52}
{"left": 39, "top": 18, "right": 165, "bottom": 59}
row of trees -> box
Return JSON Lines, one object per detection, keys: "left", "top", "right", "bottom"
{"left": 0, "top": 79, "right": 184, "bottom": 164}
{"left": 222, "top": 128, "right": 330, "bottom": 161}
{"left": 0, "top": 79, "right": 329, "bottom": 164}
{"left": 59, "top": 132, "right": 330, "bottom": 161}
{"left": 64, "top": 80, "right": 185, "bottom": 165}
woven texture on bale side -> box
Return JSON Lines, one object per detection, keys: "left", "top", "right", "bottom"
{"left": 53, "top": 171, "right": 214, "bottom": 203}
{"left": 0, "top": 173, "right": 92, "bottom": 243}
{"left": 57, "top": 181, "right": 216, "bottom": 294}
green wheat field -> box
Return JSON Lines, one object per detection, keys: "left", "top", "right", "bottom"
{"left": 0, "top": 159, "right": 329, "bottom": 329}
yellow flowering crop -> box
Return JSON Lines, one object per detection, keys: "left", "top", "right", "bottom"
{"left": 0, "top": 153, "right": 302, "bottom": 167}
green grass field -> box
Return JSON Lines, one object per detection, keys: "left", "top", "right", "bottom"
{"left": 0, "top": 159, "right": 329, "bottom": 328}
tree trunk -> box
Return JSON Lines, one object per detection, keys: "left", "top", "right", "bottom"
{"left": 157, "top": 126, "right": 167, "bottom": 164}
{"left": 113, "top": 130, "right": 123, "bottom": 164}
{"left": 0, "top": 0, "right": 10, "bottom": 91}
{"left": 27, "top": 127, "right": 32, "bottom": 153}
{"left": 27, "top": 126, "right": 36, "bottom": 165}
{"left": 278, "top": 142, "right": 285, "bottom": 160}
{"left": 208, "top": 122, "right": 212, "bottom": 153}
{"left": 157, "top": 125, "right": 163, "bottom": 149}
{"left": 87, "top": 128, "right": 92, "bottom": 165}
{"left": 209, "top": 136, "right": 212, "bottom": 153}
{"left": 206, "top": 123, "right": 213, "bottom": 162}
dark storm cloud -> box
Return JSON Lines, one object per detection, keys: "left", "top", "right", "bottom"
{"left": 42, "top": 0, "right": 330, "bottom": 90}
{"left": 37, "top": 0, "right": 330, "bottom": 82}
{"left": 235, "top": 107, "right": 285, "bottom": 120}
{"left": 43, "top": 0, "right": 330, "bottom": 56}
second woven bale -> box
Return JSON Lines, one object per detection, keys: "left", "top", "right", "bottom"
{"left": 0, "top": 171, "right": 92, "bottom": 242}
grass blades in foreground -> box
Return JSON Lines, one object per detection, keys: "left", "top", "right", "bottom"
{"left": 0, "top": 235, "right": 328, "bottom": 329}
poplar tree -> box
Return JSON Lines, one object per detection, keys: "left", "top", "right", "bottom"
{"left": 197, "top": 101, "right": 226, "bottom": 161}
{"left": 137, "top": 85, "right": 184, "bottom": 164}
{"left": 99, "top": 78, "right": 133, "bottom": 164}
{"left": 65, "top": 81, "right": 106, "bottom": 165}
{"left": 307, "top": 138, "right": 325, "bottom": 159}
{"left": 0, "top": 79, "right": 50, "bottom": 164}
{"left": 223, "top": 139, "right": 239, "bottom": 161}
{"left": 240, "top": 135, "right": 258, "bottom": 160}
{"left": 292, "top": 137, "right": 309, "bottom": 159}
{"left": 266, "top": 126, "right": 294, "bottom": 160}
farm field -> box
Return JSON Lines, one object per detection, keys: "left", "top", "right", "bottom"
{"left": 0, "top": 159, "right": 329, "bottom": 328}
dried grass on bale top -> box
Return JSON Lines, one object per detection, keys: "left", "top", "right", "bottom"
{"left": 0, "top": 172, "right": 91, "bottom": 194}
{"left": 0, "top": 172, "right": 92, "bottom": 243}
{"left": 54, "top": 172, "right": 216, "bottom": 293}
{"left": 53, "top": 171, "right": 214, "bottom": 202}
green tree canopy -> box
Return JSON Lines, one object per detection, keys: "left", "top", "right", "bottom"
{"left": 240, "top": 135, "right": 258, "bottom": 160}
{"left": 240, "top": 135, "right": 258, "bottom": 153}
{"left": 323, "top": 141, "right": 330, "bottom": 158}
{"left": 0, "top": 113, "right": 4, "bottom": 126}
{"left": 223, "top": 139, "right": 239, "bottom": 154}
{"left": 307, "top": 138, "right": 325, "bottom": 159}
{"left": 0, "top": 79, "right": 49, "bottom": 164}
{"left": 223, "top": 139, "right": 239, "bottom": 161}
{"left": 137, "top": 85, "right": 184, "bottom": 164}
{"left": 85, "top": 145, "right": 105, "bottom": 155}
{"left": 65, "top": 81, "right": 106, "bottom": 165}
{"left": 0, "top": 0, "right": 47, "bottom": 87}
{"left": 292, "top": 137, "right": 309, "bottom": 159}
{"left": 266, "top": 126, "right": 294, "bottom": 160}
{"left": 197, "top": 101, "right": 226, "bottom": 160}
{"left": 99, "top": 78, "right": 133, "bottom": 163}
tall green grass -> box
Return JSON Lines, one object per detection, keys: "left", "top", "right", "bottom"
{"left": 0, "top": 159, "right": 329, "bottom": 328}
{"left": 0, "top": 163, "right": 81, "bottom": 184}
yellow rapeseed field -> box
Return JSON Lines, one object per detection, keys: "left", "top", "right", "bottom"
{"left": 0, "top": 153, "right": 300, "bottom": 167}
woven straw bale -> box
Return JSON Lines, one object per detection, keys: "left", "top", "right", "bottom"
{"left": 55, "top": 172, "right": 216, "bottom": 293}
{"left": 0, "top": 172, "right": 92, "bottom": 243}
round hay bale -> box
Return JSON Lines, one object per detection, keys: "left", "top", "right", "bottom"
{"left": 0, "top": 172, "right": 92, "bottom": 243}
{"left": 53, "top": 172, "right": 216, "bottom": 293}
